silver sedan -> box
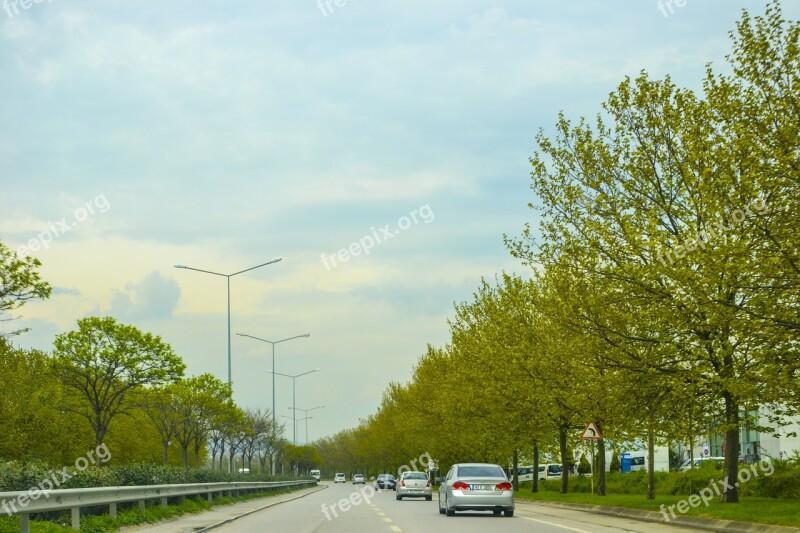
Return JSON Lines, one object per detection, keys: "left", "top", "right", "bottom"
{"left": 396, "top": 471, "right": 432, "bottom": 500}
{"left": 438, "top": 463, "right": 514, "bottom": 517}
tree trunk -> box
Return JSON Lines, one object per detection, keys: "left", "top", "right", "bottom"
{"left": 532, "top": 440, "right": 539, "bottom": 493}
{"left": 162, "top": 440, "right": 169, "bottom": 465}
{"left": 597, "top": 421, "right": 606, "bottom": 496}
{"left": 721, "top": 391, "right": 740, "bottom": 503}
{"left": 647, "top": 420, "right": 655, "bottom": 500}
{"left": 182, "top": 446, "right": 189, "bottom": 467}
{"left": 559, "top": 427, "right": 569, "bottom": 494}
{"left": 512, "top": 449, "right": 519, "bottom": 491}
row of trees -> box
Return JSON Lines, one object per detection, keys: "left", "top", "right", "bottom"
{"left": 315, "top": 1, "right": 800, "bottom": 503}
{"left": 0, "top": 241, "right": 302, "bottom": 474}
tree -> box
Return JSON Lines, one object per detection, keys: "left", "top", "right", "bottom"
{"left": 0, "top": 241, "right": 51, "bottom": 337}
{"left": 52, "top": 316, "right": 186, "bottom": 447}
{"left": 507, "top": 2, "right": 800, "bottom": 502}
{"left": 171, "top": 374, "right": 232, "bottom": 467}
{"left": 142, "top": 386, "right": 180, "bottom": 465}
{"left": 0, "top": 338, "right": 87, "bottom": 464}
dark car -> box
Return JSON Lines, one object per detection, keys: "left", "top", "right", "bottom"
{"left": 375, "top": 473, "right": 397, "bottom": 490}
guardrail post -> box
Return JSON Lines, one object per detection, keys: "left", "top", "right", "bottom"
{"left": 19, "top": 513, "right": 29, "bottom": 533}
{"left": 138, "top": 500, "right": 146, "bottom": 512}
{"left": 160, "top": 497, "right": 168, "bottom": 508}
{"left": 207, "top": 491, "right": 213, "bottom": 502}
{"left": 71, "top": 507, "right": 80, "bottom": 530}
{"left": 109, "top": 502, "right": 117, "bottom": 518}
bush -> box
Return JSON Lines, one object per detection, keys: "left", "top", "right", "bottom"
{"left": 521, "top": 460, "right": 800, "bottom": 500}
{"left": 609, "top": 453, "right": 620, "bottom": 473}
{"left": 748, "top": 460, "right": 800, "bottom": 499}
{"left": 577, "top": 456, "right": 591, "bottom": 475}
{"left": 0, "top": 462, "right": 299, "bottom": 492}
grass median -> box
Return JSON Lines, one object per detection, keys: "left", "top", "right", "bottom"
{"left": 515, "top": 491, "right": 800, "bottom": 528}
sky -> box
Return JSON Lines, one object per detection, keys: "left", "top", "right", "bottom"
{"left": 3, "top": 0, "right": 797, "bottom": 443}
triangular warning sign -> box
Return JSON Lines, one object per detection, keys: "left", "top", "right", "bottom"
{"left": 580, "top": 422, "right": 602, "bottom": 440}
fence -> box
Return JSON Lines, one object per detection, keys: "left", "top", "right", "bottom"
{"left": 0, "top": 479, "right": 316, "bottom": 532}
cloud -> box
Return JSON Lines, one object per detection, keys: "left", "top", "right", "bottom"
{"left": 108, "top": 271, "right": 181, "bottom": 321}
{"left": 51, "top": 286, "right": 81, "bottom": 297}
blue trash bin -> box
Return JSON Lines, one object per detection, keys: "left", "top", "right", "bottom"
{"left": 620, "top": 452, "right": 632, "bottom": 473}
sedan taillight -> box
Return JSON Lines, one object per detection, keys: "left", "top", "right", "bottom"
{"left": 426, "top": 479, "right": 431, "bottom": 487}
{"left": 452, "top": 481, "right": 470, "bottom": 490}
{"left": 496, "top": 482, "right": 512, "bottom": 490}
{"left": 401, "top": 480, "right": 406, "bottom": 487}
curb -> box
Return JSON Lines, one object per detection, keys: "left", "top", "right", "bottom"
{"left": 196, "top": 484, "right": 328, "bottom": 532}
{"left": 516, "top": 499, "right": 800, "bottom": 532}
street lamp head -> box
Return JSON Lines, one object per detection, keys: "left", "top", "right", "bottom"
{"left": 174, "top": 265, "right": 186, "bottom": 269}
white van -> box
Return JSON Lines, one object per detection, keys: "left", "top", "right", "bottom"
{"left": 310, "top": 469, "right": 321, "bottom": 481}
{"left": 518, "top": 463, "right": 562, "bottom": 481}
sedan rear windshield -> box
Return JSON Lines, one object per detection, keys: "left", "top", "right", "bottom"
{"left": 403, "top": 472, "right": 427, "bottom": 480}
{"left": 457, "top": 465, "right": 505, "bottom": 478}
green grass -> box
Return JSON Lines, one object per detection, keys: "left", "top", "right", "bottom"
{"left": 516, "top": 490, "right": 800, "bottom": 527}
{"left": 0, "top": 487, "right": 301, "bottom": 533}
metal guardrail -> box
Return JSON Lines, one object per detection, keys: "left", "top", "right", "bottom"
{"left": 0, "top": 479, "right": 316, "bottom": 532}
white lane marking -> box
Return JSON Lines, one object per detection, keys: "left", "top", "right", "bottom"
{"left": 382, "top": 517, "right": 392, "bottom": 522}
{"left": 389, "top": 527, "right": 401, "bottom": 532}
{"left": 518, "top": 515, "right": 593, "bottom": 533}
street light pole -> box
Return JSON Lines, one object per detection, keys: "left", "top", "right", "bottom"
{"left": 236, "top": 333, "right": 311, "bottom": 429}
{"left": 174, "top": 258, "right": 282, "bottom": 387}
{"left": 289, "top": 405, "right": 325, "bottom": 443}
{"left": 267, "top": 369, "right": 320, "bottom": 444}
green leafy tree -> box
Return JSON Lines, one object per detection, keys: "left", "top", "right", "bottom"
{"left": 52, "top": 316, "right": 186, "bottom": 447}
{"left": 507, "top": 2, "right": 800, "bottom": 503}
{"left": 0, "top": 241, "right": 51, "bottom": 337}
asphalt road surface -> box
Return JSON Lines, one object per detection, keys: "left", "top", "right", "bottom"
{"left": 210, "top": 482, "right": 707, "bottom": 533}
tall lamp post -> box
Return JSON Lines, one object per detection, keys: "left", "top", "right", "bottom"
{"left": 267, "top": 368, "right": 320, "bottom": 444}
{"left": 236, "top": 333, "right": 310, "bottom": 428}
{"left": 283, "top": 415, "right": 314, "bottom": 443}
{"left": 174, "top": 258, "right": 282, "bottom": 387}
{"left": 289, "top": 405, "right": 325, "bottom": 443}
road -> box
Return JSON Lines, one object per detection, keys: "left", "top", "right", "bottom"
{"left": 211, "top": 482, "right": 707, "bottom": 532}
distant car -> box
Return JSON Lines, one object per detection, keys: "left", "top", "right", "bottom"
{"left": 334, "top": 472, "right": 346, "bottom": 483}
{"left": 352, "top": 473, "right": 366, "bottom": 484}
{"left": 438, "top": 463, "right": 514, "bottom": 517}
{"left": 310, "top": 469, "right": 321, "bottom": 481}
{"left": 396, "top": 471, "right": 431, "bottom": 500}
{"left": 680, "top": 457, "right": 726, "bottom": 471}
{"left": 375, "top": 473, "right": 396, "bottom": 490}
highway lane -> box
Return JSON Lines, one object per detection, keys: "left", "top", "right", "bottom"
{"left": 212, "top": 482, "right": 710, "bottom": 532}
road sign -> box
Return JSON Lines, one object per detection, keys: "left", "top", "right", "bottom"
{"left": 580, "top": 422, "right": 602, "bottom": 440}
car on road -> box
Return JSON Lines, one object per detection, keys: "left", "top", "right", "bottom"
{"left": 438, "top": 463, "right": 514, "bottom": 517}
{"left": 310, "top": 469, "right": 321, "bottom": 481}
{"left": 375, "top": 473, "right": 396, "bottom": 490}
{"left": 334, "top": 472, "right": 346, "bottom": 483}
{"left": 352, "top": 473, "right": 366, "bottom": 484}
{"left": 396, "top": 471, "right": 432, "bottom": 500}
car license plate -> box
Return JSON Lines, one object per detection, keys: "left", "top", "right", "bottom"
{"left": 470, "top": 484, "right": 493, "bottom": 491}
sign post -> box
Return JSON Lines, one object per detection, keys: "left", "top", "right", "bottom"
{"left": 580, "top": 423, "right": 603, "bottom": 495}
